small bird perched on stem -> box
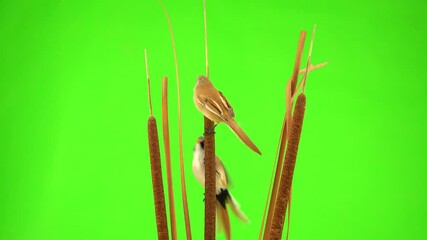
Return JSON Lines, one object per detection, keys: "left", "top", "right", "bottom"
{"left": 193, "top": 76, "right": 261, "bottom": 155}
{"left": 192, "top": 137, "right": 249, "bottom": 239}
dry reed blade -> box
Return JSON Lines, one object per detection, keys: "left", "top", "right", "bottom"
{"left": 145, "top": 49, "right": 153, "bottom": 117}
{"left": 262, "top": 32, "right": 306, "bottom": 240}
{"left": 158, "top": 1, "right": 192, "bottom": 239}
{"left": 303, "top": 25, "right": 316, "bottom": 93}
{"left": 269, "top": 93, "right": 306, "bottom": 240}
{"left": 298, "top": 62, "right": 327, "bottom": 75}
{"left": 258, "top": 126, "right": 286, "bottom": 240}
{"left": 202, "top": 0, "right": 216, "bottom": 239}
{"left": 203, "top": 0, "right": 209, "bottom": 77}
{"left": 292, "top": 25, "right": 319, "bottom": 102}
{"left": 262, "top": 119, "right": 289, "bottom": 240}
{"left": 162, "top": 77, "right": 177, "bottom": 240}
{"left": 292, "top": 61, "right": 328, "bottom": 101}
{"left": 290, "top": 31, "right": 307, "bottom": 96}
{"left": 146, "top": 50, "right": 169, "bottom": 240}
{"left": 287, "top": 31, "right": 306, "bottom": 137}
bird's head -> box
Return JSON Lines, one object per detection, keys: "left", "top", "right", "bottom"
{"left": 196, "top": 75, "right": 211, "bottom": 85}
{"left": 196, "top": 136, "right": 205, "bottom": 150}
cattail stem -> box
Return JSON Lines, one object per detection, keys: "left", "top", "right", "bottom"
{"left": 202, "top": 1, "right": 216, "bottom": 239}
{"left": 204, "top": 117, "right": 216, "bottom": 240}
{"left": 148, "top": 116, "right": 169, "bottom": 240}
{"left": 269, "top": 93, "right": 306, "bottom": 240}
{"left": 161, "top": 77, "right": 177, "bottom": 240}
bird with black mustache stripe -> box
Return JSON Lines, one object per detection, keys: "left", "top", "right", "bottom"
{"left": 192, "top": 136, "right": 249, "bottom": 240}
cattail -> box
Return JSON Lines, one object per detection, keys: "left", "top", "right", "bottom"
{"left": 259, "top": 62, "right": 327, "bottom": 240}
{"left": 145, "top": 49, "right": 168, "bottom": 240}
{"left": 161, "top": 77, "right": 177, "bottom": 240}
{"left": 262, "top": 32, "right": 306, "bottom": 240}
{"left": 148, "top": 116, "right": 169, "bottom": 240}
{"left": 261, "top": 25, "right": 322, "bottom": 240}
{"left": 269, "top": 93, "right": 306, "bottom": 240}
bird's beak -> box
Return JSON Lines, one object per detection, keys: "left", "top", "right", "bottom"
{"left": 196, "top": 139, "right": 200, "bottom": 144}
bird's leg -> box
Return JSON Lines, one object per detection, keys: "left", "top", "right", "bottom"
{"left": 204, "top": 124, "right": 217, "bottom": 135}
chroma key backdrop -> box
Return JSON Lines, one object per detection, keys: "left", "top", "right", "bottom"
{"left": 1, "top": 0, "right": 427, "bottom": 239}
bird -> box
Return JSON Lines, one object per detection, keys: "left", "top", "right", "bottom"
{"left": 192, "top": 136, "right": 249, "bottom": 240}
{"left": 193, "top": 75, "right": 261, "bottom": 155}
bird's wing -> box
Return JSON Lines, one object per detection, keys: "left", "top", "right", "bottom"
{"left": 196, "top": 94, "right": 227, "bottom": 122}
{"left": 218, "top": 91, "right": 235, "bottom": 118}
{"left": 216, "top": 156, "right": 228, "bottom": 189}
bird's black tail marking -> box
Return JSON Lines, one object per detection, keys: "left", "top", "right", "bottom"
{"left": 216, "top": 188, "right": 230, "bottom": 209}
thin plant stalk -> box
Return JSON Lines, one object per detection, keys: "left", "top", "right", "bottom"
{"left": 202, "top": 1, "right": 216, "bottom": 239}
{"left": 158, "top": 1, "right": 192, "bottom": 239}
{"left": 203, "top": 0, "right": 209, "bottom": 78}
{"left": 258, "top": 127, "right": 286, "bottom": 240}
{"left": 302, "top": 25, "right": 317, "bottom": 93}
{"left": 161, "top": 77, "right": 177, "bottom": 240}
{"left": 146, "top": 49, "right": 169, "bottom": 240}
{"left": 146, "top": 49, "right": 153, "bottom": 117}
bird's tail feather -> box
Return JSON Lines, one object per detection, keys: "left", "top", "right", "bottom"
{"left": 216, "top": 190, "right": 249, "bottom": 239}
{"left": 227, "top": 192, "right": 250, "bottom": 223}
{"left": 227, "top": 118, "right": 261, "bottom": 155}
{"left": 217, "top": 201, "right": 231, "bottom": 240}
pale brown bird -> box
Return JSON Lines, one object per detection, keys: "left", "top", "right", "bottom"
{"left": 193, "top": 75, "right": 261, "bottom": 155}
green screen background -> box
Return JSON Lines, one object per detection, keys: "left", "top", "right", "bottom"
{"left": 1, "top": 0, "right": 426, "bottom": 239}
